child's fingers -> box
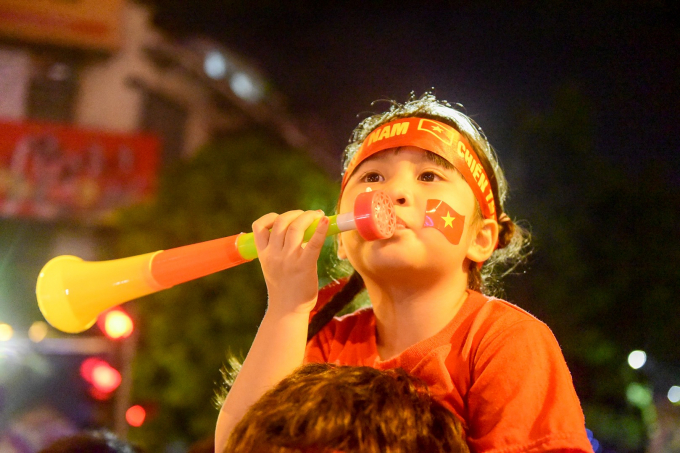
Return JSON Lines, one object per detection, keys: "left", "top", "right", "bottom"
{"left": 283, "top": 210, "right": 324, "bottom": 254}
{"left": 301, "top": 215, "right": 329, "bottom": 260}
{"left": 268, "top": 210, "right": 304, "bottom": 251}
{"left": 252, "top": 212, "right": 279, "bottom": 252}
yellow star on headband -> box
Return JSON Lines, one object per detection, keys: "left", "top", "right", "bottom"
{"left": 431, "top": 125, "right": 443, "bottom": 133}
{"left": 442, "top": 212, "right": 455, "bottom": 227}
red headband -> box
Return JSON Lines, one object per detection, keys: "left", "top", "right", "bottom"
{"left": 342, "top": 117, "right": 497, "bottom": 221}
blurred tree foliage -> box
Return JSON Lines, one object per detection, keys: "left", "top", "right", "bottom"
{"left": 112, "top": 132, "right": 338, "bottom": 450}
{"left": 0, "top": 220, "right": 53, "bottom": 328}
{"left": 504, "top": 85, "right": 679, "bottom": 452}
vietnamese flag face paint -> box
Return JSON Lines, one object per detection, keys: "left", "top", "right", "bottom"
{"left": 423, "top": 199, "right": 465, "bottom": 245}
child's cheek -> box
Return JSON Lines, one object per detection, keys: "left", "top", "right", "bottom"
{"left": 337, "top": 193, "right": 353, "bottom": 216}
{"left": 337, "top": 230, "right": 361, "bottom": 262}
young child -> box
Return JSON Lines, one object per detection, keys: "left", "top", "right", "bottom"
{"left": 216, "top": 94, "right": 592, "bottom": 452}
{"left": 225, "top": 363, "right": 469, "bottom": 453}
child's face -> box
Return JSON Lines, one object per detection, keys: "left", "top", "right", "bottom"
{"left": 338, "top": 147, "right": 480, "bottom": 280}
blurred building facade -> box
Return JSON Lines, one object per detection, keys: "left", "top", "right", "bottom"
{"left": 0, "top": 0, "right": 329, "bottom": 221}
{"left": 0, "top": 0, "right": 321, "bottom": 151}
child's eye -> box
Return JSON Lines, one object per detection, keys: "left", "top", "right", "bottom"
{"left": 361, "top": 172, "right": 384, "bottom": 183}
{"left": 418, "top": 171, "right": 440, "bottom": 182}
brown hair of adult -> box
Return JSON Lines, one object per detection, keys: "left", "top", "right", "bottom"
{"left": 307, "top": 93, "right": 530, "bottom": 340}
{"left": 38, "top": 430, "right": 143, "bottom": 453}
{"left": 224, "top": 363, "right": 469, "bottom": 453}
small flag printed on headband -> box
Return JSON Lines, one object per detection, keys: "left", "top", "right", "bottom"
{"left": 423, "top": 199, "right": 465, "bottom": 245}
{"left": 417, "top": 119, "right": 456, "bottom": 146}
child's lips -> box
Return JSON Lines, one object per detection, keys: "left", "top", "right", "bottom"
{"left": 395, "top": 217, "right": 408, "bottom": 229}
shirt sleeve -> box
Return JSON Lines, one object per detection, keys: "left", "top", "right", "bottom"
{"left": 466, "top": 319, "right": 593, "bottom": 453}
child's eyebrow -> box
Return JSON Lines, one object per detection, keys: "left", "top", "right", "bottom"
{"left": 346, "top": 148, "right": 457, "bottom": 180}
{"left": 345, "top": 151, "right": 392, "bottom": 179}
{"left": 424, "top": 151, "right": 456, "bottom": 172}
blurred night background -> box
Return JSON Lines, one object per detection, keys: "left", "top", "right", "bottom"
{"left": 0, "top": 1, "right": 678, "bottom": 452}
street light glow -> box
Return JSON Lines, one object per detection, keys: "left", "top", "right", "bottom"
{"left": 204, "top": 50, "right": 228, "bottom": 79}
{"left": 28, "top": 321, "right": 48, "bottom": 342}
{"left": 0, "top": 323, "right": 13, "bottom": 341}
{"left": 102, "top": 310, "right": 134, "bottom": 339}
{"left": 126, "top": 405, "right": 146, "bottom": 427}
{"left": 92, "top": 363, "right": 121, "bottom": 393}
{"left": 627, "top": 350, "right": 647, "bottom": 369}
{"left": 230, "top": 72, "right": 262, "bottom": 102}
{"left": 668, "top": 386, "right": 680, "bottom": 404}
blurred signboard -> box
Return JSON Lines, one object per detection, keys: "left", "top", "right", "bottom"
{"left": 0, "top": 48, "right": 30, "bottom": 119}
{"left": 0, "top": 119, "right": 160, "bottom": 221}
{"left": 0, "top": 0, "right": 123, "bottom": 51}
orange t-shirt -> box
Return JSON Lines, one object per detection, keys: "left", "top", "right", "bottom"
{"left": 305, "top": 290, "right": 593, "bottom": 453}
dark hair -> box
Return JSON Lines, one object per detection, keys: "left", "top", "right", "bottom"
{"left": 187, "top": 437, "right": 215, "bottom": 453}
{"left": 224, "top": 363, "right": 469, "bottom": 453}
{"left": 38, "top": 430, "right": 142, "bottom": 453}
{"left": 308, "top": 93, "right": 530, "bottom": 339}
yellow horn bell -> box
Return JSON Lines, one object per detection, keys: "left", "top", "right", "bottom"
{"left": 36, "top": 253, "right": 165, "bottom": 334}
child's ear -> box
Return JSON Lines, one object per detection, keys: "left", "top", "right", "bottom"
{"left": 466, "top": 219, "right": 499, "bottom": 263}
{"left": 337, "top": 233, "right": 347, "bottom": 260}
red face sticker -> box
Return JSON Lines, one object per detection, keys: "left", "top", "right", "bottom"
{"left": 423, "top": 199, "right": 465, "bottom": 245}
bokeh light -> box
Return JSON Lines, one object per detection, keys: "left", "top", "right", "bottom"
{"left": 627, "top": 350, "right": 647, "bottom": 369}
{"left": 80, "top": 357, "right": 121, "bottom": 393}
{"left": 626, "top": 382, "right": 652, "bottom": 408}
{"left": 91, "top": 362, "right": 122, "bottom": 393}
{"left": 0, "top": 323, "right": 13, "bottom": 341}
{"left": 230, "top": 72, "right": 262, "bottom": 102}
{"left": 668, "top": 386, "right": 680, "bottom": 404}
{"left": 28, "top": 320, "right": 48, "bottom": 342}
{"left": 204, "top": 50, "right": 227, "bottom": 79}
{"left": 586, "top": 428, "right": 600, "bottom": 452}
{"left": 100, "top": 309, "right": 134, "bottom": 339}
{"left": 126, "top": 405, "right": 146, "bottom": 427}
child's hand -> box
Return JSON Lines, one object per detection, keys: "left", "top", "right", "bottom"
{"left": 252, "top": 210, "right": 329, "bottom": 316}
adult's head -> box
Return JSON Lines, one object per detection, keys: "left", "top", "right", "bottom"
{"left": 38, "top": 430, "right": 142, "bottom": 453}
{"left": 225, "top": 363, "right": 469, "bottom": 453}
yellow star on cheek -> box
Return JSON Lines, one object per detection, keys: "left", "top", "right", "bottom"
{"left": 431, "top": 125, "right": 443, "bottom": 132}
{"left": 442, "top": 211, "right": 455, "bottom": 228}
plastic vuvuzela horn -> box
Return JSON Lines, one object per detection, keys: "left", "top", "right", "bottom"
{"left": 36, "top": 190, "right": 395, "bottom": 333}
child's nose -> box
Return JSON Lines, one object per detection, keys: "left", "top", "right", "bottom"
{"left": 384, "top": 184, "right": 413, "bottom": 206}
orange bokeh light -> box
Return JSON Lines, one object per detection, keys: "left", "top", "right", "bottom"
{"left": 126, "top": 405, "right": 146, "bottom": 427}
{"left": 100, "top": 309, "right": 134, "bottom": 339}
{"left": 80, "top": 357, "right": 121, "bottom": 393}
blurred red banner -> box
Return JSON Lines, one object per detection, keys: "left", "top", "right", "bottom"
{"left": 0, "top": 0, "right": 122, "bottom": 51}
{"left": 0, "top": 119, "right": 160, "bottom": 222}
